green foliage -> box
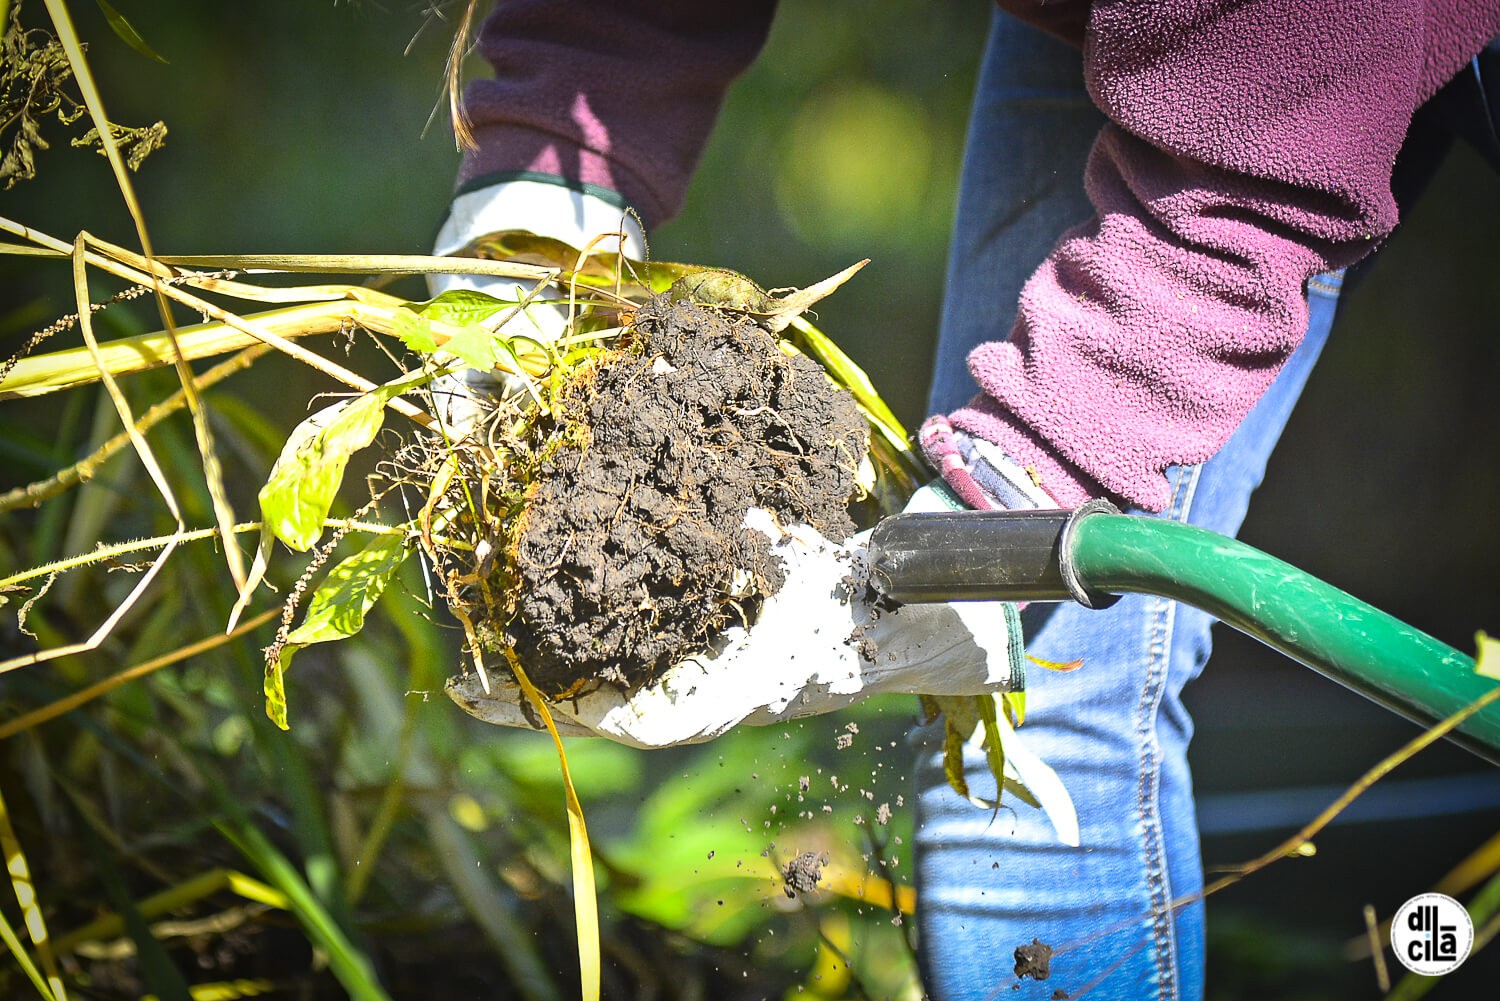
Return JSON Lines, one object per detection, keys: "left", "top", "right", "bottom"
{"left": 0, "top": 3, "right": 986, "bottom": 999}
{"left": 93, "top": 0, "right": 167, "bottom": 64}
{"left": 398, "top": 292, "right": 539, "bottom": 389}
{"left": 265, "top": 531, "right": 410, "bottom": 729}
{"left": 256, "top": 372, "right": 421, "bottom": 552}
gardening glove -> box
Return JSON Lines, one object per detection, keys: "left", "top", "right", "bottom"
{"left": 428, "top": 178, "right": 645, "bottom": 428}
{"left": 915, "top": 413, "right": 1061, "bottom": 515}
{"left": 448, "top": 484, "right": 1026, "bottom": 748}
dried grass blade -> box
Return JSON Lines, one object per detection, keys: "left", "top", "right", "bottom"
{"left": 40, "top": 0, "right": 148, "bottom": 251}
{"left": 0, "top": 303, "right": 352, "bottom": 399}
{"left": 0, "top": 344, "right": 269, "bottom": 512}
{"left": 0, "top": 608, "right": 279, "bottom": 740}
{"left": 0, "top": 903, "right": 57, "bottom": 1001}
{"left": 0, "top": 781, "right": 66, "bottom": 1000}
{"left": 49, "top": 867, "right": 288, "bottom": 958}
{"left": 0, "top": 242, "right": 189, "bottom": 677}
{"left": 501, "top": 646, "right": 601, "bottom": 1001}
{"left": 445, "top": 0, "right": 480, "bottom": 150}
{"left": 41, "top": 1, "right": 245, "bottom": 589}
{"left": 156, "top": 252, "right": 554, "bottom": 280}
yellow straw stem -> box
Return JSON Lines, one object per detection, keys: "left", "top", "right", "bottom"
{"left": 500, "top": 646, "right": 601, "bottom": 1001}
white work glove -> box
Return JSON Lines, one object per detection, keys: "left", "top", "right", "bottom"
{"left": 432, "top": 186, "right": 1024, "bottom": 747}
{"left": 448, "top": 484, "right": 1024, "bottom": 747}
{"left": 427, "top": 179, "right": 646, "bottom": 426}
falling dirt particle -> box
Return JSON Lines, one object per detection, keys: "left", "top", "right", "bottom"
{"left": 1052, "top": 991, "right": 1070, "bottom": 1000}
{"left": 799, "top": 775, "right": 811, "bottom": 792}
{"left": 707, "top": 850, "right": 715, "bottom": 859}
{"left": 836, "top": 733, "right": 854, "bottom": 750}
{"left": 781, "top": 851, "right": 830, "bottom": 898}
{"left": 845, "top": 722, "right": 859, "bottom": 734}
{"left": 1014, "top": 938, "right": 1054, "bottom": 981}
{"left": 876, "top": 803, "right": 892, "bottom": 825}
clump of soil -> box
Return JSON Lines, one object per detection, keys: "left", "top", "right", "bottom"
{"left": 494, "top": 293, "right": 868, "bottom": 697}
{"left": 1014, "top": 938, "right": 1054, "bottom": 981}
{"left": 781, "top": 850, "right": 830, "bottom": 898}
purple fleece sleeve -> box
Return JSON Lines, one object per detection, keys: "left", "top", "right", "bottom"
{"left": 949, "top": 0, "right": 1499, "bottom": 512}
{"left": 459, "top": 0, "right": 777, "bottom": 226}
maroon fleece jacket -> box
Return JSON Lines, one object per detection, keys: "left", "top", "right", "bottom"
{"left": 459, "top": 0, "right": 1498, "bottom": 511}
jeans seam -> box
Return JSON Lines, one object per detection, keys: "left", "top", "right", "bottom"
{"left": 1138, "top": 463, "right": 1200, "bottom": 1000}
{"left": 1141, "top": 596, "right": 1176, "bottom": 999}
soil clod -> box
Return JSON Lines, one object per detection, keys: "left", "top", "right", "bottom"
{"left": 499, "top": 294, "right": 868, "bottom": 696}
{"left": 781, "top": 850, "right": 830, "bottom": 898}
{"left": 1014, "top": 937, "right": 1054, "bottom": 981}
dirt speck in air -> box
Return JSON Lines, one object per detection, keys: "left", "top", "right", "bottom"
{"left": 1013, "top": 938, "right": 1054, "bottom": 981}
{"left": 781, "top": 850, "right": 830, "bottom": 898}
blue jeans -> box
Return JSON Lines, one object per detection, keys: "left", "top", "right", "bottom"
{"left": 913, "top": 11, "right": 1340, "bottom": 1000}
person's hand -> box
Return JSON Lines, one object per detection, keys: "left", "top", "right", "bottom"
{"left": 448, "top": 484, "right": 1023, "bottom": 746}
{"left": 445, "top": 482, "right": 1084, "bottom": 844}
{"left": 427, "top": 179, "right": 645, "bottom": 428}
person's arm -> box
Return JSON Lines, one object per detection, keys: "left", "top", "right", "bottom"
{"left": 458, "top": 0, "right": 778, "bottom": 228}
{"left": 944, "top": 0, "right": 1499, "bottom": 512}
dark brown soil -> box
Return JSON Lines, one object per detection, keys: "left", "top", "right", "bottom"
{"left": 1014, "top": 938, "right": 1054, "bottom": 981}
{"left": 781, "top": 850, "right": 830, "bottom": 898}
{"left": 501, "top": 294, "right": 868, "bottom": 697}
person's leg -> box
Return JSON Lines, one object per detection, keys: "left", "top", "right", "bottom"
{"left": 916, "top": 270, "right": 1342, "bottom": 1001}
{"left": 914, "top": 9, "right": 1345, "bottom": 1000}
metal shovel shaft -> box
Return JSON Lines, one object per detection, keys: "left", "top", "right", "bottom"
{"left": 867, "top": 507, "right": 1500, "bottom": 765}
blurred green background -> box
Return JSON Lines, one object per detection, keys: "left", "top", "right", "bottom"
{"left": 1, "top": 2, "right": 1496, "bottom": 999}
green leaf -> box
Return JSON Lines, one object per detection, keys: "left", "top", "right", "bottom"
{"left": 0, "top": 904, "right": 58, "bottom": 1001}
{"left": 412, "top": 288, "right": 515, "bottom": 326}
{"left": 256, "top": 373, "right": 422, "bottom": 552}
{"left": 286, "top": 533, "right": 409, "bottom": 647}
{"left": 95, "top": 0, "right": 169, "bottom": 64}
{"left": 265, "top": 646, "right": 293, "bottom": 731}
{"left": 440, "top": 324, "right": 505, "bottom": 371}
{"left": 258, "top": 396, "right": 385, "bottom": 551}
{"left": 925, "top": 693, "right": 1041, "bottom": 811}
{"left": 976, "top": 695, "right": 1007, "bottom": 805}
{"left": 265, "top": 532, "right": 410, "bottom": 730}
{"left": 392, "top": 309, "right": 438, "bottom": 354}
{"left": 208, "top": 807, "right": 392, "bottom": 1001}
{"left": 1478, "top": 630, "right": 1500, "bottom": 680}
{"left": 941, "top": 715, "right": 969, "bottom": 802}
